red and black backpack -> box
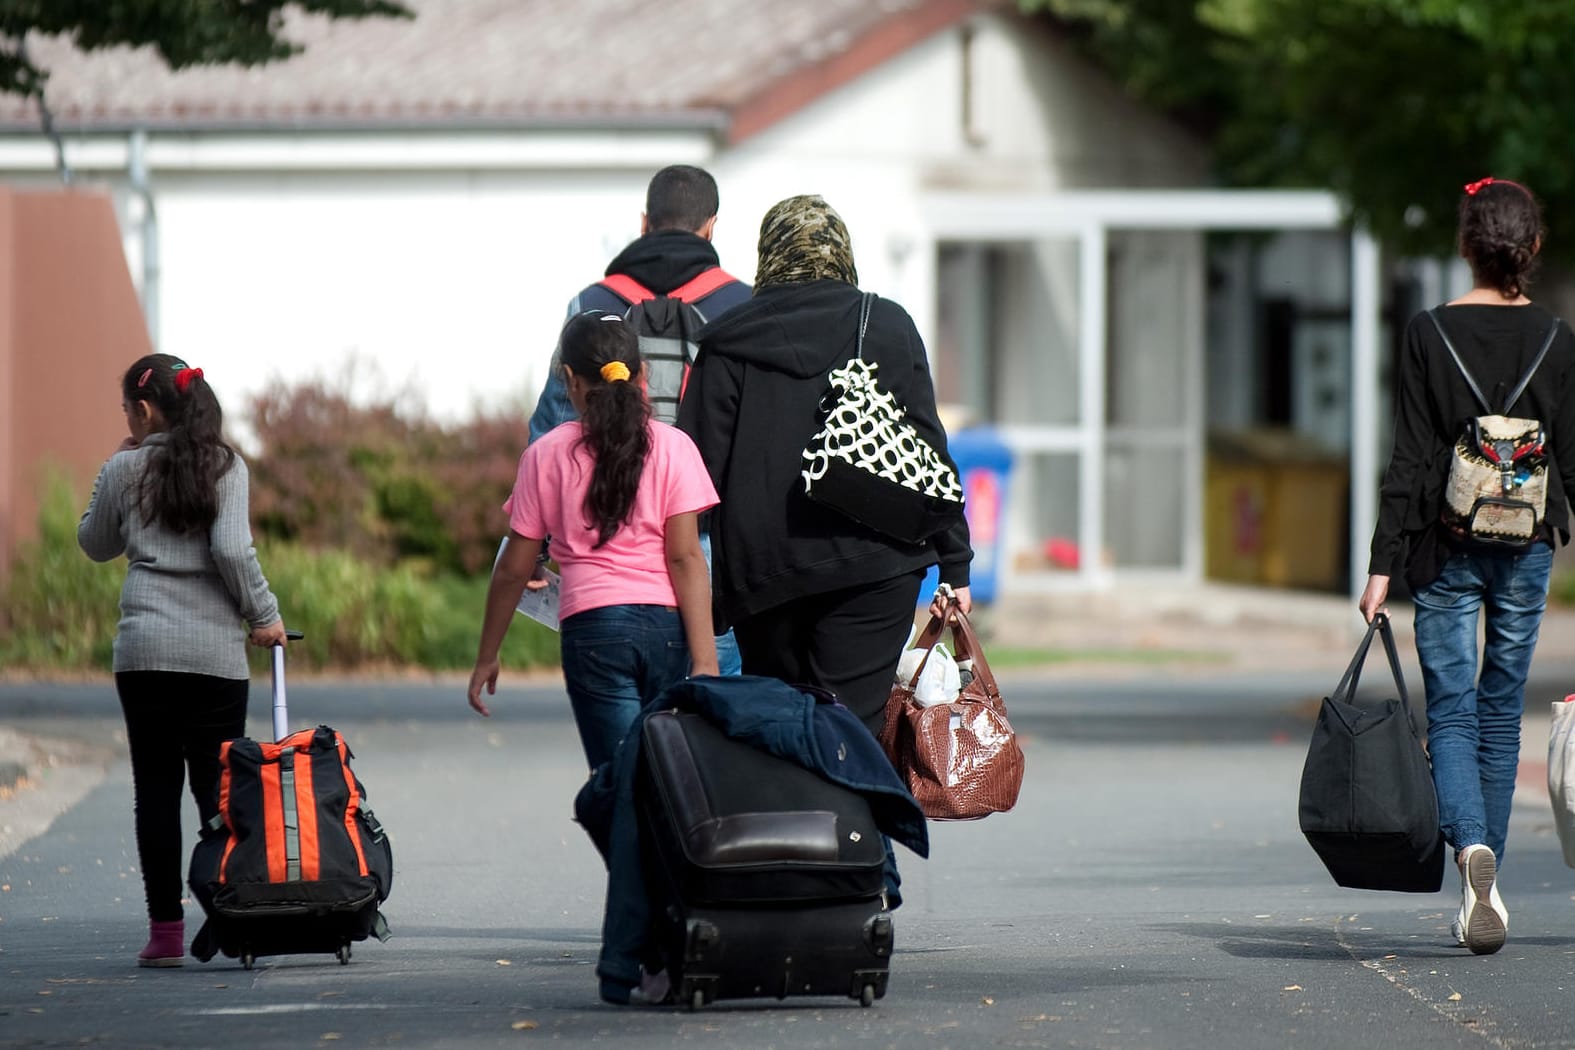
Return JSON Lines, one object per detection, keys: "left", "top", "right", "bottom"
{"left": 600, "top": 267, "right": 736, "bottom": 424}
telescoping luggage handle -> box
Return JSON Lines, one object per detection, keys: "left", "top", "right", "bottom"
{"left": 271, "top": 630, "right": 306, "bottom": 742}
{"left": 1332, "top": 613, "right": 1411, "bottom": 714}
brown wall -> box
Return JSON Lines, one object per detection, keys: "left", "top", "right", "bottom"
{"left": 0, "top": 186, "right": 152, "bottom": 578}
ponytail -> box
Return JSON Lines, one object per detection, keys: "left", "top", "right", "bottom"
{"left": 121, "top": 354, "right": 235, "bottom": 533}
{"left": 558, "top": 312, "right": 650, "bottom": 547}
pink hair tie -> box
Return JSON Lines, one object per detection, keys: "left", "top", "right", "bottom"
{"left": 173, "top": 366, "right": 204, "bottom": 394}
{"left": 1464, "top": 177, "right": 1496, "bottom": 196}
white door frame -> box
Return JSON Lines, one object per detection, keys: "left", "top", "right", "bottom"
{"left": 918, "top": 189, "right": 1378, "bottom": 596}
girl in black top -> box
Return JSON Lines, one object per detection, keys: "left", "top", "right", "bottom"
{"left": 1359, "top": 178, "right": 1575, "bottom": 956}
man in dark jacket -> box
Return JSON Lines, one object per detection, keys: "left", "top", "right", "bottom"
{"left": 527, "top": 165, "right": 751, "bottom": 674}
{"left": 527, "top": 165, "right": 752, "bottom": 442}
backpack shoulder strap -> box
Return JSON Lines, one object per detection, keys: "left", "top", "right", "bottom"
{"left": 1502, "top": 317, "right": 1563, "bottom": 414}
{"left": 853, "top": 292, "right": 876, "bottom": 361}
{"left": 667, "top": 267, "right": 737, "bottom": 304}
{"left": 1427, "top": 308, "right": 1493, "bottom": 414}
{"left": 599, "top": 274, "right": 655, "bottom": 305}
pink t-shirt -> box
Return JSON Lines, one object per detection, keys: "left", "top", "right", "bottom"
{"left": 504, "top": 421, "right": 719, "bottom": 621}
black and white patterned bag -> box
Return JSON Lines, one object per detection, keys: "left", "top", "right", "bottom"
{"left": 801, "top": 293, "right": 964, "bottom": 544}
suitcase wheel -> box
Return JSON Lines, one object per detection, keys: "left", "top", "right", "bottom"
{"left": 859, "top": 983, "right": 875, "bottom": 1009}
{"left": 241, "top": 952, "right": 255, "bottom": 971}
{"left": 336, "top": 944, "right": 352, "bottom": 966}
{"left": 689, "top": 988, "right": 705, "bottom": 1012}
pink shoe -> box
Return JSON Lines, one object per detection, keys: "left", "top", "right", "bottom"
{"left": 138, "top": 919, "right": 185, "bottom": 968}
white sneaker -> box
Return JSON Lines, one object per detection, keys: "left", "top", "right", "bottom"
{"left": 1456, "top": 844, "right": 1507, "bottom": 955}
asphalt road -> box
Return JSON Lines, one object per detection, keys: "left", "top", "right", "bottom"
{"left": 3, "top": 668, "right": 1575, "bottom": 1050}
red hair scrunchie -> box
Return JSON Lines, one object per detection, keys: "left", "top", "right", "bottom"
{"left": 173, "top": 366, "right": 204, "bottom": 394}
{"left": 1464, "top": 177, "right": 1496, "bottom": 196}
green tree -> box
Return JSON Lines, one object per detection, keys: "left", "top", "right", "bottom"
{"left": 1032, "top": 1, "right": 1575, "bottom": 261}
{"left": 0, "top": 0, "right": 411, "bottom": 98}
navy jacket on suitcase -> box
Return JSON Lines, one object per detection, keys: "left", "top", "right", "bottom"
{"left": 575, "top": 675, "right": 927, "bottom": 1000}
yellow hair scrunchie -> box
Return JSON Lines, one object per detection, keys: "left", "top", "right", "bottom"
{"left": 600, "top": 361, "right": 631, "bottom": 383}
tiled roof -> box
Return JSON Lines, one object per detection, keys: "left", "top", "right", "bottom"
{"left": 0, "top": 0, "right": 984, "bottom": 136}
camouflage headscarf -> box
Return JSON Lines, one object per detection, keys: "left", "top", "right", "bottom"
{"left": 754, "top": 195, "right": 859, "bottom": 291}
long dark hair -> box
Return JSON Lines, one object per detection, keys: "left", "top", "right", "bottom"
{"left": 1458, "top": 179, "right": 1543, "bottom": 299}
{"left": 121, "top": 354, "right": 235, "bottom": 533}
{"left": 559, "top": 312, "right": 649, "bottom": 547}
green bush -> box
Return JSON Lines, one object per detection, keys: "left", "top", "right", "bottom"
{"left": 256, "top": 541, "right": 559, "bottom": 672}
{"left": 0, "top": 472, "right": 123, "bottom": 669}
{"left": 1552, "top": 569, "right": 1575, "bottom": 608}
{"left": 1, "top": 475, "right": 560, "bottom": 675}
{"left": 247, "top": 382, "right": 529, "bottom": 577}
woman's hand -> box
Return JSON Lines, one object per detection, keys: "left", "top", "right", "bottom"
{"left": 468, "top": 659, "right": 500, "bottom": 717}
{"left": 930, "top": 585, "right": 973, "bottom": 620}
{"left": 249, "top": 620, "right": 288, "bottom": 648}
{"left": 1358, "top": 574, "right": 1390, "bottom": 624}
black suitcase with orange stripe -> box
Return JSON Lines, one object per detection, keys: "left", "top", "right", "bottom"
{"left": 188, "top": 634, "right": 393, "bottom": 968}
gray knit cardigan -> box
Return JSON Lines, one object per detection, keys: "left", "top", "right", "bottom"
{"left": 77, "top": 434, "right": 280, "bottom": 679}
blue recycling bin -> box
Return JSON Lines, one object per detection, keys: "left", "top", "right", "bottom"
{"left": 919, "top": 426, "right": 1014, "bottom": 606}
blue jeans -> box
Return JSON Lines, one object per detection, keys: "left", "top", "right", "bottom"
{"left": 1412, "top": 543, "right": 1553, "bottom": 863}
{"left": 698, "top": 531, "right": 742, "bottom": 677}
{"left": 560, "top": 605, "right": 692, "bottom": 770}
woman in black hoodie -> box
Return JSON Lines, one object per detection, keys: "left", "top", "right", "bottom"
{"left": 678, "top": 195, "right": 973, "bottom": 736}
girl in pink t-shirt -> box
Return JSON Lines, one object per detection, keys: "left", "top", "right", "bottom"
{"left": 468, "top": 311, "right": 720, "bottom": 769}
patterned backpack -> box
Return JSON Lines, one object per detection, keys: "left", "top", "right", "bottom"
{"left": 801, "top": 293, "right": 964, "bottom": 544}
{"left": 1428, "top": 308, "right": 1562, "bottom": 549}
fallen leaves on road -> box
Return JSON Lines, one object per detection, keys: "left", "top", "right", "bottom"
{"left": 512, "top": 1020, "right": 538, "bottom": 1030}
{"left": 496, "top": 959, "right": 512, "bottom": 966}
{"left": 981, "top": 996, "right": 995, "bottom": 1006}
{"left": 1283, "top": 985, "right": 1302, "bottom": 992}
{"left": 1448, "top": 992, "right": 1462, "bottom": 1001}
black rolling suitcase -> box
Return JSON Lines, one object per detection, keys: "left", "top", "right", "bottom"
{"left": 638, "top": 709, "right": 894, "bottom": 1009}
{"left": 189, "top": 633, "right": 393, "bottom": 968}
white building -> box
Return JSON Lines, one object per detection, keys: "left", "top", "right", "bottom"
{"left": 0, "top": 0, "right": 1398, "bottom": 595}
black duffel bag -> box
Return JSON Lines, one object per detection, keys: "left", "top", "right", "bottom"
{"left": 1298, "top": 612, "right": 1446, "bottom": 892}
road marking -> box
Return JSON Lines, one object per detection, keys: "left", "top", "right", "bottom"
{"left": 1333, "top": 915, "right": 1505, "bottom": 1048}
{"left": 188, "top": 1004, "right": 390, "bottom": 1016}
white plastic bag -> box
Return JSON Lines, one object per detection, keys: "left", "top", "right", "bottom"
{"left": 895, "top": 627, "right": 962, "bottom": 708}
{"left": 1549, "top": 695, "right": 1575, "bottom": 868}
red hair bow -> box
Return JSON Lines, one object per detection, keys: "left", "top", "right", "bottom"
{"left": 1464, "top": 177, "right": 1496, "bottom": 196}
{"left": 173, "top": 366, "right": 204, "bottom": 394}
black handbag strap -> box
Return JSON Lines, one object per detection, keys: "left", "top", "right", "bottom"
{"left": 852, "top": 292, "right": 875, "bottom": 361}
{"left": 1427, "top": 307, "right": 1561, "bottom": 415}
{"left": 1332, "top": 612, "right": 1411, "bottom": 714}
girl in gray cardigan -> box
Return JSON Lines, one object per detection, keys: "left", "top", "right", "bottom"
{"left": 78, "top": 354, "right": 286, "bottom": 967}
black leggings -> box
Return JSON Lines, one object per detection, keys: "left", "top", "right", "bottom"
{"left": 115, "top": 671, "right": 249, "bottom": 922}
{"left": 731, "top": 570, "right": 925, "bottom": 736}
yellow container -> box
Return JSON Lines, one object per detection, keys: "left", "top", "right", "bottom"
{"left": 1205, "top": 430, "right": 1348, "bottom": 592}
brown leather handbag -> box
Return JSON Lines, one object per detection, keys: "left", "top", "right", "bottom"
{"left": 879, "top": 596, "right": 1024, "bottom": 820}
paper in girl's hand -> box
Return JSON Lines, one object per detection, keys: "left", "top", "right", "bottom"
{"left": 494, "top": 536, "right": 562, "bottom": 631}
{"left": 514, "top": 568, "right": 562, "bottom": 631}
